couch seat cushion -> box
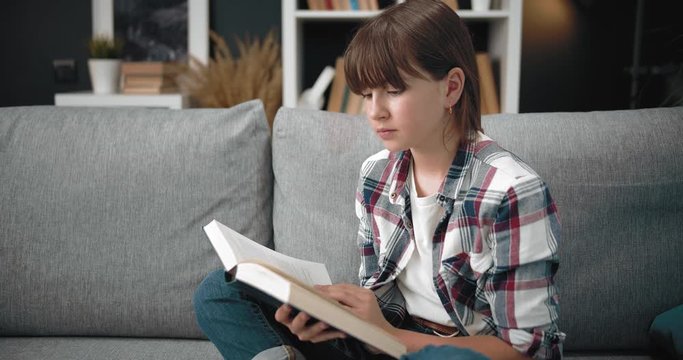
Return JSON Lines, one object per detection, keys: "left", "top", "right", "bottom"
{"left": 0, "top": 337, "right": 221, "bottom": 360}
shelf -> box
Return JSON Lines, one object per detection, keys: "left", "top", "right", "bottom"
{"left": 455, "top": 10, "right": 511, "bottom": 19}
{"left": 54, "top": 92, "right": 189, "bottom": 109}
{"left": 294, "top": 9, "right": 510, "bottom": 20}
{"left": 294, "top": 10, "right": 382, "bottom": 20}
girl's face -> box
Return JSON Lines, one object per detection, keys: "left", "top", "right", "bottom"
{"left": 361, "top": 73, "right": 453, "bottom": 154}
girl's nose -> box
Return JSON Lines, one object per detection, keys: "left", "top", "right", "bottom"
{"left": 366, "top": 96, "right": 388, "bottom": 122}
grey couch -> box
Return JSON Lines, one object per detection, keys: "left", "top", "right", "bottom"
{"left": 1, "top": 100, "right": 681, "bottom": 359}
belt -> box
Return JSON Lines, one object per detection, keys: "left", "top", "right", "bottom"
{"left": 411, "top": 315, "right": 459, "bottom": 337}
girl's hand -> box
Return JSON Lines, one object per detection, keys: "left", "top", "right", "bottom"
{"left": 274, "top": 304, "right": 347, "bottom": 343}
{"left": 314, "top": 283, "right": 396, "bottom": 335}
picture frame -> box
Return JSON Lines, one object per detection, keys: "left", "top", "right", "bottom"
{"left": 92, "top": 0, "right": 208, "bottom": 65}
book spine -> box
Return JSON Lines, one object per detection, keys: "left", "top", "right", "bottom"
{"left": 120, "top": 61, "right": 179, "bottom": 76}
{"left": 476, "top": 52, "right": 500, "bottom": 114}
{"left": 326, "top": 57, "right": 346, "bottom": 112}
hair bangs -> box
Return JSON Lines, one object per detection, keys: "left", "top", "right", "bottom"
{"left": 344, "top": 21, "right": 424, "bottom": 95}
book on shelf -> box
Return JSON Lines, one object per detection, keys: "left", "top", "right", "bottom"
{"left": 327, "top": 57, "right": 365, "bottom": 115}
{"left": 121, "top": 81, "right": 179, "bottom": 94}
{"left": 327, "top": 57, "right": 346, "bottom": 112}
{"left": 307, "top": 0, "right": 378, "bottom": 11}
{"left": 120, "top": 61, "right": 180, "bottom": 95}
{"left": 120, "top": 61, "right": 181, "bottom": 76}
{"left": 441, "top": 0, "right": 459, "bottom": 12}
{"left": 203, "top": 219, "right": 407, "bottom": 359}
{"left": 345, "top": 89, "right": 365, "bottom": 115}
{"left": 122, "top": 85, "right": 179, "bottom": 94}
{"left": 335, "top": 0, "right": 350, "bottom": 10}
{"left": 476, "top": 52, "right": 500, "bottom": 115}
{"left": 363, "top": 0, "right": 379, "bottom": 10}
{"left": 124, "top": 74, "right": 177, "bottom": 88}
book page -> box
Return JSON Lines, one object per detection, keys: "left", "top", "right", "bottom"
{"left": 204, "top": 220, "right": 332, "bottom": 286}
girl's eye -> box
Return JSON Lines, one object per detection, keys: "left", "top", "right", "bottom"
{"left": 361, "top": 93, "right": 372, "bottom": 99}
{"left": 387, "top": 90, "right": 402, "bottom": 96}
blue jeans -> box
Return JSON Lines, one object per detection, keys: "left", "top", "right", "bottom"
{"left": 194, "top": 270, "right": 489, "bottom": 360}
{"left": 194, "top": 270, "right": 384, "bottom": 360}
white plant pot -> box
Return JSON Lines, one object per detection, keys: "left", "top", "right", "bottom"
{"left": 471, "top": 0, "right": 491, "bottom": 11}
{"left": 88, "top": 59, "right": 121, "bottom": 94}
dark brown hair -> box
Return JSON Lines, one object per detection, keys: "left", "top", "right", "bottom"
{"left": 344, "top": 0, "right": 482, "bottom": 144}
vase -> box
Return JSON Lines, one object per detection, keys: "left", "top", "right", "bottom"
{"left": 88, "top": 59, "right": 121, "bottom": 94}
{"left": 471, "top": 0, "right": 491, "bottom": 11}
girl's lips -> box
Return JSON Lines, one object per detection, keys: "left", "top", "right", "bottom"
{"left": 376, "top": 129, "right": 396, "bottom": 140}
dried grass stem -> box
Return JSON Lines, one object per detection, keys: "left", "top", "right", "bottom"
{"left": 178, "top": 30, "right": 282, "bottom": 127}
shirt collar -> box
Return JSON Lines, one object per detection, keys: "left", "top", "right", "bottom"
{"left": 386, "top": 136, "right": 479, "bottom": 210}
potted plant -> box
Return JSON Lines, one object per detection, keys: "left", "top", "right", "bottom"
{"left": 87, "top": 35, "right": 124, "bottom": 94}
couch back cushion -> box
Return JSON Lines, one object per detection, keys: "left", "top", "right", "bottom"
{"left": 272, "top": 108, "right": 382, "bottom": 284}
{"left": 271, "top": 106, "right": 683, "bottom": 352}
{"left": 0, "top": 100, "right": 273, "bottom": 338}
{"left": 483, "top": 107, "right": 683, "bottom": 352}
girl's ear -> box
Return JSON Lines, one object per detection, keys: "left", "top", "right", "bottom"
{"left": 444, "top": 67, "right": 465, "bottom": 109}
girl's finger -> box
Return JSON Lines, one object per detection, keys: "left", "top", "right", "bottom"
{"left": 289, "top": 311, "right": 312, "bottom": 333}
{"left": 296, "top": 320, "right": 329, "bottom": 341}
{"left": 318, "top": 284, "right": 365, "bottom": 306}
{"left": 274, "top": 304, "right": 293, "bottom": 324}
{"left": 309, "top": 329, "right": 347, "bottom": 343}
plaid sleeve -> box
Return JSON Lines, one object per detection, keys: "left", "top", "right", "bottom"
{"left": 355, "top": 166, "right": 407, "bottom": 327}
{"left": 356, "top": 183, "right": 377, "bottom": 287}
{"left": 486, "top": 175, "right": 565, "bottom": 360}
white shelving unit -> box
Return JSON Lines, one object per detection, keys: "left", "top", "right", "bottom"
{"left": 282, "top": 0, "right": 522, "bottom": 113}
{"left": 54, "top": 92, "right": 189, "bottom": 109}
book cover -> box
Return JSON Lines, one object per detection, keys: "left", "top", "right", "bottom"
{"left": 203, "top": 220, "right": 407, "bottom": 359}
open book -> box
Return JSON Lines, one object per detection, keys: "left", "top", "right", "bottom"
{"left": 203, "top": 219, "right": 407, "bottom": 359}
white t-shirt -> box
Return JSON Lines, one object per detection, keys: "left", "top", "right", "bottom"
{"left": 396, "top": 163, "right": 454, "bottom": 326}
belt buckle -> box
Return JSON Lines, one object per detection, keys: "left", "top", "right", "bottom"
{"left": 413, "top": 316, "right": 459, "bottom": 338}
{"left": 431, "top": 327, "right": 459, "bottom": 338}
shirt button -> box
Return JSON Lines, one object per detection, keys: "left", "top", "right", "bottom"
{"left": 390, "top": 192, "right": 397, "bottom": 199}
{"left": 406, "top": 220, "right": 413, "bottom": 229}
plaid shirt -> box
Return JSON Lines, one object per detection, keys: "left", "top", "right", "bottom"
{"left": 355, "top": 134, "right": 565, "bottom": 360}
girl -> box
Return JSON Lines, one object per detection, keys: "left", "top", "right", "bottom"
{"left": 194, "top": 1, "right": 564, "bottom": 359}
